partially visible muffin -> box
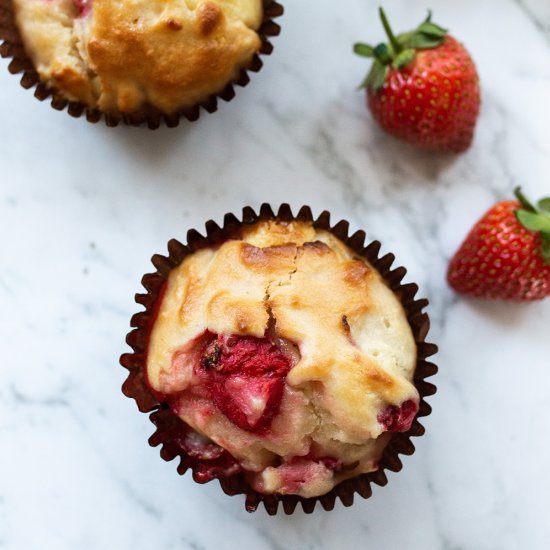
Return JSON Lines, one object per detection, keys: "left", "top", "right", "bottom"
{"left": 146, "top": 219, "right": 419, "bottom": 498}
{"left": 12, "top": 0, "right": 264, "bottom": 115}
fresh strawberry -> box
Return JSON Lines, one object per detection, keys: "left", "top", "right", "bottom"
{"left": 447, "top": 188, "right": 550, "bottom": 300}
{"left": 354, "top": 8, "right": 480, "bottom": 153}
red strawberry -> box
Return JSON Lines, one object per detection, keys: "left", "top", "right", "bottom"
{"left": 378, "top": 399, "right": 418, "bottom": 432}
{"left": 447, "top": 188, "right": 550, "bottom": 300}
{"left": 354, "top": 8, "right": 480, "bottom": 153}
{"left": 73, "top": 0, "right": 92, "bottom": 17}
{"left": 198, "top": 333, "right": 293, "bottom": 433}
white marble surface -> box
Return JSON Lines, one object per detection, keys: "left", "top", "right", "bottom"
{"left": 1, "top": 0, "right": 550, "bottom": 548}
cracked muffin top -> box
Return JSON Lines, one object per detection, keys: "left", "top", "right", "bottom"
{"left": 13, "top": 0, "right": 263, "bottom": 114}
{"left": 146, "top": 219, "right": 419, "bottom": 498}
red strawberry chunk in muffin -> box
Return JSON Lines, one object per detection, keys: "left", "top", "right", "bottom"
{"left": 223, "top": 375, "right": 279, "bottom": 427}
{"left": 378, "top": 399, "right": 418, "bottom": 432}
{"left": 150, "top": 408, "right": 241, "bottom": 484}
{"left": 73, "top": 0, "right": 92, "bottom": 17}
{"left": 250, "top": 454, "right": 344, "bottom": 496}
{"left": 178, "top": 428, "right": 226, "bottom": 460}
{"left": 197, "top": 333, "right": 293, "bottom": 433}
{"left": 275, "top": 457, "right": 337, "bottom": 495}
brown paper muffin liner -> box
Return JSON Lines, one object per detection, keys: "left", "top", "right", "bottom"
{"left": 120, "top": 204, "right": 438, "bottom": 514}
{"left": 0, "top": 0, "right": 283, "bottom": 128}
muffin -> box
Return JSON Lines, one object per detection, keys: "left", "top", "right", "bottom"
{"left": 121, "top": 205, "right": 437, "bottom": 513}
{"left": 1, "top": 0, "right": 282, "bottom": 126}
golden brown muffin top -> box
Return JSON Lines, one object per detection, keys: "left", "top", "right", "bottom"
{"left": 146, "top": 220, "right": 419, "bottom": 497}
{"left": 14, "top": 0, "right": 262, "bottom": 113}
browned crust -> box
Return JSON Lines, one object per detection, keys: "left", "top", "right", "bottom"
{"left": 165, "top": 18, "right": 183, "bottom": 32}
{"left": 120, "top": 204, "right": 438, "bottom": 514}
{"left": 197, "top": 1, "right": 222, "bottom": 35}
{"left": 241, "top": 242, "right": 297, "bottom": 271}
{"left": 51, "top": 65, "right": 94, "bottom": 105}
{"left": 0, "top": 0, "right": 284, "bottom": 128}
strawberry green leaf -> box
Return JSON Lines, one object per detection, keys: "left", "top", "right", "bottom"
{"left": 396, "top": 31, "right": 414, "bottom": 45}
{"left": 373, "top": 43, "right": 391, "bottom": 64}
{"left": 357, "top": 74, "right": 369, "bottom": 90}
{"left": 393, "top": 48, "right": 416, "bottom": 69}
{"left": 541, "top": 232, "right": 550, "bottom": 265}
{"left": 408, "top": 34, "right": 444, "bottom": 49}
{"left": 354, "top": 8, "right": 447, "bottom": 92}
{"left": 417, "top": 21, "right": 448, "bottom": 38}
{"left": 515, "top": 210, "right": 550, "bottom": 232}
{"left": 514, "top": 186, "right": 537, "bottom": 212}
{"left": 537, "top": 198, "right": 550, "bottom": 213}
{"left": 379, "top": 7, "right": 403, "bottom": 55}
{"left": 357, "top": 76, "right": 368, "bottom": 90}
{"left": 365, "top": 60, "right": 388, "bottom": 91}
{"left": 354, "top": 43, "right": 374, "bottom": 57}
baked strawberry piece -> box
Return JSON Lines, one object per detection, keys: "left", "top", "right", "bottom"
{"left": 73, "top": 0, "right": 92, "bottom": 17}
{"left": 448, "top": 188, "right": 550, "bottom": 300}
{"left": 197, "top": 333, "right": 293, "bottom": 433}
{"left": 378, "top": 399, "right": 418, "bottom": 432}
{"left": 149, "top": 408, "right": 241, "bottom": 484}
{"left": 354, "top": 8, "right": 480, "bottom": 153}
{"left": 145, "top": 220, "right": 422, "bottom": 498}
{"left": 252, "top": 455, "right": 343, "bottom": 497}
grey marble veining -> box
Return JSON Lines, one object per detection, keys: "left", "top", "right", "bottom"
{"left": 1, "top": 1, "right": 549, "bottom": 549}
{"left": 514, "top": 0, "right": 550, "bottom": 41}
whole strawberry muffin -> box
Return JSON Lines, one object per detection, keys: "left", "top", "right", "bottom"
{"left": 9, "top": 0, "right": 277, "bottom": 122}
{"left": 124, "top": 207, "right": 437, "bottom": 509}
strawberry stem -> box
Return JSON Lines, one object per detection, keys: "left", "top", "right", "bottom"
{"left": 513, "top": 186, "right": 550, "bottom": 265}
{"left": 379, "top": 7, "right": 402, "bottom": 55}
{"left": 514, "top": 186, "right": 536, "bottom": 212}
